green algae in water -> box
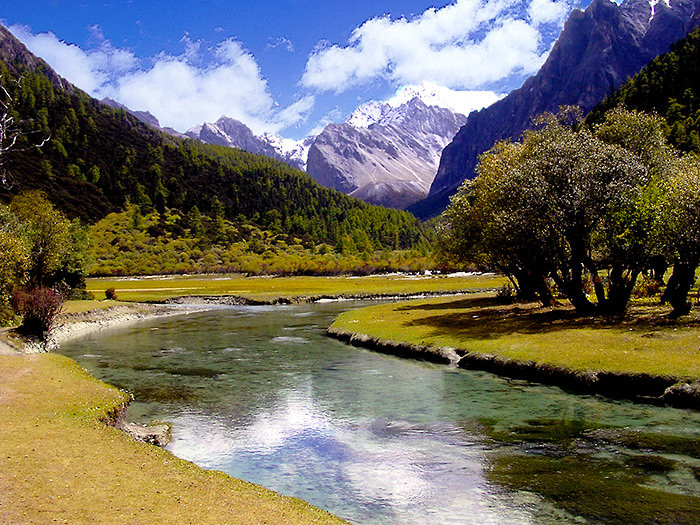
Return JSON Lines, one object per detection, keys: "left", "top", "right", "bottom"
{"left": 490, "top": 454, "right": 700, "bottom": 524}
{"left": 583, "top": 428, "right": 700, "bottom": 459}
{"left": 624, "top": 455, "right": 678, "bottom": 474}
{"left": 484, "top": 418, "right": 594, "bottom": 445}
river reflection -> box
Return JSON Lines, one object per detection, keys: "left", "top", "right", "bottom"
{"left": 60, "top": 302, "right": 700, "bottom": 524}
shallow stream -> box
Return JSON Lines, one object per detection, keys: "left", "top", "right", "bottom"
{"left": 60, "top": 302, "right": 700, "bottom": 524}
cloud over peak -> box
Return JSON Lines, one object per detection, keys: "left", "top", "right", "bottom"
{"left": 301, "top": 0, "right": 572, "bottom": 93}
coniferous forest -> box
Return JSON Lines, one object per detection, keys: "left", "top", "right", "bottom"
{"left": 588, "top": 27, "right": 700, "bottom": 154}
{"left": 0, "top": 31, "right": 429, "bottom": 255}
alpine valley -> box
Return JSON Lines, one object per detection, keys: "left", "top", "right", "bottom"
{"left": 184, "top": 85, "right": 493, "bottom": 210}
{"left": 153, "top": 0, "right": 700, "bottom": 215}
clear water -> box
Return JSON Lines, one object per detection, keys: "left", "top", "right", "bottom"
{"left": 59, "top": 302, "right": 700, "bottom": 524}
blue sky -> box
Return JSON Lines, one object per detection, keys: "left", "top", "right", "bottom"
{"left": 1, "top": 0, "right": 582, "bottom": 139}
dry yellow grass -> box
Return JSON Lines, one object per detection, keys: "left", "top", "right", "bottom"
{"left": 0, "top": 353, "right": 345, "bottom": 524}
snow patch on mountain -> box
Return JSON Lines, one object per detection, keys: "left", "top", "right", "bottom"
{"left": 346, "top": 83, "right": 501, "bottom": 129}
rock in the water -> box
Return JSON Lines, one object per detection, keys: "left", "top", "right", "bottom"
{"left": 119, "top": 421, "right": 172, "bottom": 447}
{"left": 662, "top": 382, "right": 700, "bottom": 409}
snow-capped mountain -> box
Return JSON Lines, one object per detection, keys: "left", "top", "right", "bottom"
{"left": 345, "top": 84, "right": 501, "bottom": 128}
{"left": 185, "top": 117, "right": 310, "bottom": 171}
{"left": 306, "top": 96, "right": 469, "bottom": 209}
{"left": 260, "top": 132, "right": 314, "bottom": 172}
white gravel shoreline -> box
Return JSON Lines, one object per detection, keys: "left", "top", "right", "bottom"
{"left": 4, "top": 303, "right": 213, "bottom": 354}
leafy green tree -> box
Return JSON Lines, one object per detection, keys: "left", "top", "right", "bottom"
{"left": 439, "top": 107, "right": 674, "bottom": 315}
{"left": 659, "top": 156, "right": 700, "bottom": 317}
{"left": 210, "top": 198, "right": 226, "bottom": 245}
{"left": 0, "top": 208, "right": 28, "bottom": 321}
{"left": 9, "top": 191, "right": 85, "bottom": 290}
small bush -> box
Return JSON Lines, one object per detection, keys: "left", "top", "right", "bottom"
{"left": 11, "top": 287, "right": 65, "bottom": 340}
{"left": 633, "top": 275, "right": 662, "bottom": 299}
{"left": 496, "top": 283, "right": 515, "bottom": 304}
{"left": 105, "top": 287, "right": 117, "bottom": 300}
{"left": 68, "top": 288, "right": 94, "bottom": 301}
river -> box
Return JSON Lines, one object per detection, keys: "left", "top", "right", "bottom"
{"left": 59, "top": 301, "right": 700, "bottom": 524}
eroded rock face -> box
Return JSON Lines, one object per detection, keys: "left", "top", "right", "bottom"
{"left": 412, "top": 0, "right": 700, "bottom": 219}
{"left": 306, "top": 98, "right": 467, "bottom": 209}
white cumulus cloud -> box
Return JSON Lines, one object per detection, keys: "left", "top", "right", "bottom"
{"left": 301, "top": 0, "right": 572, "bottom": 93}
{"left": 9, "top": 24, "right": 137, "bottom": 94}
{"left": 8, "top": 25, "right": 312, "bottom": 134}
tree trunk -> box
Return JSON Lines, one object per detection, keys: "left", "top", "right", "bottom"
{"left": 649, "top": 255, "right": 667, "bottom": 284}
{"left": 661, "top": 257, "right": 699, "bottom": 318}
{"left": 535, "top": 275, "right": 557, "bottom": 307}
{"left": 511, "top": 268, "right": 539, "bottom": 301}
{"left": 604, "top": 266, "right": 639, "bottom": 316}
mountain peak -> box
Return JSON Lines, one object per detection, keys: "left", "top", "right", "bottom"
{"left": 307, "top": 95, "right": 468, "bottom": 209}
{"left": 185, "top": 116, "right": 310, "bottom": 171}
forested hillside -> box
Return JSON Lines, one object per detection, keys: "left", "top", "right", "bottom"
{"left": 588, "top": 27, "right": 700, "bottom": 153}
{"left": 0, "top": 26, "right": 427, "bottom": 251}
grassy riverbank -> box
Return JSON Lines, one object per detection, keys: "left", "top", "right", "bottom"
{"left": 85, "top": 273, "right": 507, "bottom": 303}
{"left": 0, "top": 352, "right": 344, "bottom": 524}
{"left": 330, "top": 294, "right": 700, "bottom": 380}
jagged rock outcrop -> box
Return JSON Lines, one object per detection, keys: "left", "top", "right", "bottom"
{"left": 0, "top": 25, "right": 72, "bottom": 92}
{"left": 306, "top": 98, "right": 467, "bottom": 209}
{"left": 411, "top": 0, "right": 700, "bottom": 219}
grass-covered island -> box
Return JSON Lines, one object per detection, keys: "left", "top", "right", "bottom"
{"left": 329, "top": 294, "right": 700, "bottom": 408}
{"left": 84, "top": 272, "right": 506, "bottom": 303}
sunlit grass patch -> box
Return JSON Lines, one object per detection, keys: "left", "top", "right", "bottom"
{"left": 86, "top": 273, "right": 507, "bottom": 303}
{"left": 330, "top": 295, "right": 700, "bottom": 379}
{"left": 61, "top": 299, "right": 121, "bottom": 314}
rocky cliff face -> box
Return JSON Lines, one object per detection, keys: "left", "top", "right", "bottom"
{"left": 185, "top": 117, "right": 309, "bottom": 171}
{"left": 0, "top": 25, "right": 72, "bottom": 92}
{"left": 411, "top": 0, "right": 700, "bottom": 219}
{"left": 306, "top": 98, "right": 467, "bottom": 209}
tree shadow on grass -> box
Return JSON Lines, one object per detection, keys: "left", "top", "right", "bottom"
{"left": 395, "top": 296, "right": 700, "bottom": 340}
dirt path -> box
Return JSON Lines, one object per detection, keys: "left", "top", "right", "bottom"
{"left": 0, "top": 329, "right": 21, "bottom": 355}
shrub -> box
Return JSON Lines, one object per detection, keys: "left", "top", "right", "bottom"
{"left": 11, "top": 287, "right": 65, "bottom": 340}
{"left": 105, "top": 287, "right": 117, "bottom": 300}
{"left": 496, "top": 283, "right": 515, "bottom": 304}
{"left": 68, "top": 288, "right": 94, "bottom": 300}
{"left": 633, "top": 275, "right": 663, "bottom": 299}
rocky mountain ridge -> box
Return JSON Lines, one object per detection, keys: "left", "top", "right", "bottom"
{"left": 305, "top": 97, "right": 468, "bottom": 209}
{"left": 411, "top": 0, "right": 700, "bottom": 219}
{"left": 184, "top": 117, "right": 309, "bottom": 172}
